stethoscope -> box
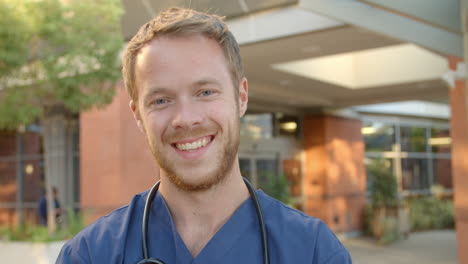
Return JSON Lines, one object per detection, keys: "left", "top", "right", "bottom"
{"left": 137, "top": 177, "right": 270, "bottom": 264}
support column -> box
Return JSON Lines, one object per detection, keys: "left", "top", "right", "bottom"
{"left": 448, "top": 56, "right": 468, "bottom": 264}
{"left": 453, "top": 2, "right": 468, "bottom": 262}
{"left": 42, "top": 107, "right": 68, "bottom": 232}
{"left": 64, "top": 119, "right": 78, "bottom": 210}
{"left": 303, "top": 114, "right": 366, "bottom": 233}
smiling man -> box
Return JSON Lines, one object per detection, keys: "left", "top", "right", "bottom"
{"left": 56, "top": 7, "right": 352, "bottom": 264}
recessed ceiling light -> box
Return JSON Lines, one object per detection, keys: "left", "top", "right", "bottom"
{"left": 280, "top": 122, "right": 297, "bottom": 132}
{"left": 361, "top": 127, "right": 377, "bottom": 135}
{"left": 429, "top": 137, "right": 451, "bottom": 145}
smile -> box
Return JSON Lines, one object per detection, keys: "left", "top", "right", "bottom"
{"left": 174, "top": 136, "right": 213, "bottom": 151}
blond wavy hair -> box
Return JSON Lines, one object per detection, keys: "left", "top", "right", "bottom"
{"left": 122, "top": 7, "right": 244, "bottom": 102}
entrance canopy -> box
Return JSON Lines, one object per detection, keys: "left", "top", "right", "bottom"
{"left": 120, "top": 0, "right": 461, "bottom": 112}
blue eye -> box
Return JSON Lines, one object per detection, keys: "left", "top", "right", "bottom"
{"left": 155, "top": 98, "right": 168, "bottom": 105}
{"left": 200, "top": 90, "right": 214, "bottom": 97}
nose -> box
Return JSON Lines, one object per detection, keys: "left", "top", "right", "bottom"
{"left": 171, "top": 100, "right": 203, "bottom": 129}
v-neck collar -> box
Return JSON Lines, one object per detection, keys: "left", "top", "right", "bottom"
{"left": 192, "top": 195, "right": 257, "bottom": 263}
{"left": 150, "top": 190, "right": 272, "bottom": 264}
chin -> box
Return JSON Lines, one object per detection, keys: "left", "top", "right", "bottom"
{"left": 167, "top": 168, "right": 226, "bottom": 192}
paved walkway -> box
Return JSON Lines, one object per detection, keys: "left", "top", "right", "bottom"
{"left": 0, "top": 230, "right": 458, "bottom": 263}
{"left": 0, "top": 240, "right": 64, "bottom": 264}
{"left": 344, "top": 230, "right": 458, "bottom": 264}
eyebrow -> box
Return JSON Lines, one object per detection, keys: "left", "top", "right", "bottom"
{"left": 193, "top": 78, "right": 222, "bottom": 87}
{"left": 142, "top": 86, "right": 169, "bottom": 98}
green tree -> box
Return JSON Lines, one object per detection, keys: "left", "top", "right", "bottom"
{"left": 0, "top": 0, "right": 123, "bottom": 232}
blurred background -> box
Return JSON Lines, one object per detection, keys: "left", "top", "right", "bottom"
{"left": 0, "top": 0, "right": 465, "bottom": 263}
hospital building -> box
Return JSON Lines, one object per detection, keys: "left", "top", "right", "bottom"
{"left": 0, "top": 1, "right": 467, "bottom": 262}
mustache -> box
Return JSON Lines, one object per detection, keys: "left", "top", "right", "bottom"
{"left": 164, "top": 126, "right": 216, "bottom": 143}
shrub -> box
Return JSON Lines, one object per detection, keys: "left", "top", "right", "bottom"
{"left": 366, "top": 159, "right": 401, "bottom": 244}
{"left": 409, "top": 196, "right": 454, "bottom": 231}
{"left": 367, "top": 159, "right": 398, "bottom": 209}
{"left": 2, "top": 208, "right": 85, "bottom": 242}
{"left": 259, "top": 172, "right": 294, "bottom": 206}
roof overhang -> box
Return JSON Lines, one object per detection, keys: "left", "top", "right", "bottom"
{"left": 120, "top": 0, "right": 458, "bottom": 112}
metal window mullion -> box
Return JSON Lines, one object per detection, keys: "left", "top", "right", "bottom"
{"left": 405, "top": 152, "right": 431, "bottom": 158}
{"left": 426, "top": 127, "right": 434, "bottom": 190}
{"left": 251, "top": 157, "right": 257, "bottom": 188}
{"left": 0, "top": 202, "right": 38, "bottom": 209}
{"left": 365, "top": 152, "right": 398, "bottom": 158}
{"left": 394, "top": 124, "right": 403, "bottom": 192}
{"left": 432, "top": 153, "right": 452, "bottom": 159}
{"left": 276, "top": 152, "right": 281, "bottom": 178}
{"left": 15, "top": 132, "right": 25, "bottom": 226}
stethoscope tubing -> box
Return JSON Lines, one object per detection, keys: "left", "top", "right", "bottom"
{"left": 243, "top": 177, "right": 270, "bottom": 264}
{"left": 138, "top": 178, "right": 269, "bottom": 264}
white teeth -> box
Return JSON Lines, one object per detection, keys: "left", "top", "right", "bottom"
{"left": 176, "top": 137, "right": 211, "bottom": 151}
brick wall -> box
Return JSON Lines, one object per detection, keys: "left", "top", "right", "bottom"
{"left": 303, "top": 115, "right": 367, "bottom": 233}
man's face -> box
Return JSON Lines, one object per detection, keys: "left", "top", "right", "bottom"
{"left": 131, "top": 34, "right": 248, "bottom": 191}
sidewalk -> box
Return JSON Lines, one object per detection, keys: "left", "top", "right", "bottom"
{"left": 344, "top": 230, "right": 458, "bottom": 264}
{"left": 0, "top": 240, "right": 64, "bottom": 264}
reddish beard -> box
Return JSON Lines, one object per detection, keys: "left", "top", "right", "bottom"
{"left": 147, "top": 122, "right": 240, "bottom": 192}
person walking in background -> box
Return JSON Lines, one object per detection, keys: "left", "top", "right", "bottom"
{"left": 37, "top": 189, "right": 47, "bottom": 226}
{"left": 53, "top": 187, "right": 63, "bottom": 227}
{"left": 37, "top": 186, "right": 62, "bottom": 227}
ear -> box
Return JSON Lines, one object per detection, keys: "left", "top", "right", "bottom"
{"left": 129, "top": 100, "right": 145, "bottom": 134}
{"left": 238, "top": 77, "right": 248, "bottom": 117}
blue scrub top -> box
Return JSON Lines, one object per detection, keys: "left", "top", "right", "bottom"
{"left": 57, "top": 189, "right": 352, "bottom": 263}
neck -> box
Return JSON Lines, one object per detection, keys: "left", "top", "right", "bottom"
{"left": 158, "top": 163, "right": 250, "bottom": 257}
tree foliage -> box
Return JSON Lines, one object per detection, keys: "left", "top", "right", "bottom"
{"left": 0, "top": 0, "right": 123, "bottom": 129}
{"left": 0, "top": 0, "right": 31, "bottom": 77}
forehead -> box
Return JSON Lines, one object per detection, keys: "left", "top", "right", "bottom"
{"left": 134, "top": 34, "right": 231, "bottom": 89}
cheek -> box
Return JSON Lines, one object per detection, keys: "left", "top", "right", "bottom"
{"left": 206, "top": 102, "right": 234, "bottom": 121}
{"left": 209, "top": 105, "right": 238, "bottom": 132}
{"left": 145, "top": 113, "right": 170, "bottom": 141}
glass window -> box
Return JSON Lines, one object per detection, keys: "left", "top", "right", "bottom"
{"left": 401, "top": 159, "right": 429, "bottom": 191}
{"left": 239, "top": 158, "right": 252, "bottom": 183}
{"left": 256, "top": 159, "right": 278, "bottom": 190}
{"left": 430, "top": 128, "right": 451, "bottom": 154}
{"left": 0, "top": 132, "right": 16, "bottom": 157}
{"left": 23, "top": 158, "right": 44, "bottom": 202}
{"left": 23, "top": 132, "right": 42, "bottom": 155}
{"left": 432, "top": 158, "right": 452, "bottom": 189}
{"left": 400, "top": 126, "right": 427, "bottom": 152}
{"left": 240, "top": 113, "right": 273, "bottom": 139}
{"left": 73, "top": 127, "right": 80, "bottom": 205}
{"left": 362, "top": 122, "right": 395, "bottom": 152}
{"left": 20, "top": 131, "right": 43, "bottom": 203}
{"left": 0, "top": 159, "right": 17, "bottom": 202}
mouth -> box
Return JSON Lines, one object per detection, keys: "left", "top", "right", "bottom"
{"left": 172, "top": 135, "right": 214, "bottom": 152}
